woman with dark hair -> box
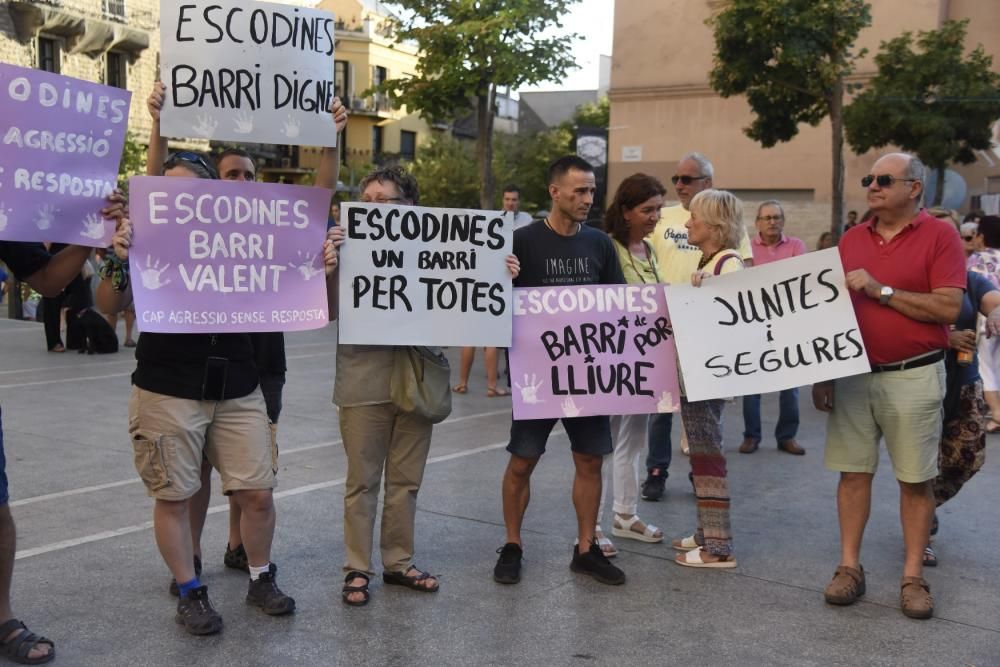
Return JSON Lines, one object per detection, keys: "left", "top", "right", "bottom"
{"left": 967, "top": 215, "right": 1000, "bottom": 432}
{"left": 593, "top": 174, "right": 667, "bottom": 554}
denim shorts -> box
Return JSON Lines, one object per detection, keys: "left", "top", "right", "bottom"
{"left": 507, "top": 415, "right": 612, "bottom": 459}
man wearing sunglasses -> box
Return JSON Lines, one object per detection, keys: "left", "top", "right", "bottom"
{"left": 813, "top": 152, "right": 966, "bottom": 620}
{"left": 640, "top": 152, "right": 753, "bottom": 502}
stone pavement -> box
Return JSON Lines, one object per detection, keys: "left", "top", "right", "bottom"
{"left": 0, "top": 317, "right": 997, "bottom": 666}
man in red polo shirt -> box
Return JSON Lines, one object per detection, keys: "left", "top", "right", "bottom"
{"left": 812, "top": 153, "right": 965, "bottom": 620}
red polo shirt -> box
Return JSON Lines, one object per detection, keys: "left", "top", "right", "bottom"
{"left": 838, "top": 209, "right": 966, "bottom": 365}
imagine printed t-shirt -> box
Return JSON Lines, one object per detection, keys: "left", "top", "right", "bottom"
{"left": 513, "top": 220, "right": 625, "bottom": 288}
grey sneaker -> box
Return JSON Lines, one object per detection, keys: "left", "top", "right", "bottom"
{"left": 246, "top": 564, "right": 296, "bottom": 616}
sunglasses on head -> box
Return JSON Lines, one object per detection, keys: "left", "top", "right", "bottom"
{"left": 861, "top": 174, "right": 917, "bottom": 188}
{"left": 164, "top": 151, "right": 219, "bottom": 179}
{"left": 671, "top": 175, "right": 709, "bottom": 186}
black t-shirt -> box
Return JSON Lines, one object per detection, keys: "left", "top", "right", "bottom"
{"left": 132, "top": 333, "right": 258, "bottom": 401}
{"left": 249, "top": 332, "right": 287, "bottom": 376}
{"left": 0, "top": 242, "right": 50, "bottom": 282}
{"left": 513, "top": 220, "right": 625, "bottom": 288}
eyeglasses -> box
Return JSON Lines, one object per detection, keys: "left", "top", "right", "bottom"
{"left": 962, "top": 235, "right": 974, "bottom": 241}
{"left": 363, "top": 197, "right": 405, "bottom": 204}
{"left": 164, "top": 151, "right": 218, "bottom": 179}
{"left": 861, "top": 174, "right": 917, "bottom": 188}
{"left": 670, "top": 175, "right": 709, "bottom": 186}
{"left": 757, "top": 215, "right": 784, "bottom": 222}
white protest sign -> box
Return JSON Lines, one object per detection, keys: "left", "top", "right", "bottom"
{"left": 665, "top": 248, "right": 870, "bottom": 401}
{"left": 338, "top": 203, "right": 514, "bottom": 346}
{"left": 160, "top": 0, "right": 336, "bottom": 146}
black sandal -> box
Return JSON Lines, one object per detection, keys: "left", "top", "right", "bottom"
{"left": 923, "top": 545, "right": 938, "bottom": 567}
{"left": 341, "top": 571, "right": 371, "bottom": 607}
{"left": 382, "top": 566, "right": 439, "bottom": 593}
{"left": 0, "top": 619, "right": 54, "bottom": 665}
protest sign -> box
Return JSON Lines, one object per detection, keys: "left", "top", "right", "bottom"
{"left": 338, "top": 203, "right": 513, "bottom": 346}
{"left": 509, "top": 284, "right": 680, "bottom": 420}
{"left": 0, "top": 64, "right": 130, "bottom": 247}
{"left": 159, "top": 0, "right": 337, "bottom": 146}
{"left": 128, "top": 175, "right": 331, "bottom": 333}
{"left": 665, "top": 248, "right": 870, "bottom": 401}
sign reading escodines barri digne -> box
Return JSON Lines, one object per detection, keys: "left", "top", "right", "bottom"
{"left": 665, "top": 248, "right": 870, "bottom": 401}
{"left": 127, "top": 175, "right": 331, "bottom": 333}
{"left": 159, "top": 0, "right": 337, "bottom": 146}
{"left": 337, "top": 203, "right": 514, "bottom": 346}
{"left": 509, "top": 285, "right": 681, "bottom": 420}
{"left": 0, "top": 64, "right": 130, "bottom": 247}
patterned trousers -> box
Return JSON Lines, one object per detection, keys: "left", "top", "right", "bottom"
{"left": 934, "top": 380, "right": 987, "bottom": 507}
{"left": 682, "top": 397, "right": 732, "bottom": 556}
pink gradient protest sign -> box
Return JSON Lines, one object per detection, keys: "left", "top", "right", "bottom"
{"left": 128, "top": 176, "right": 331, "bottom": 333}
{"left": 0, "top": 64, "right": 131, "bottom": 247}
{"left": 509, "top": 284, "right": 680, "bottom": 420}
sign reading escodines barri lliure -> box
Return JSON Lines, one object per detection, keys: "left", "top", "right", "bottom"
{"left": 665, "top": 248, "right": 870, "bottom": 401}
{"left": 337, "top": 203, "right": 514, "bottom": 347}
{"left": 159, "top": 0, "right": 337, "bottom": 146}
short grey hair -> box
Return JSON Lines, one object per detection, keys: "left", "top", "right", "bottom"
{"left": 905, "top": 154, "right": 925, "bottom": 182}
{"left": 756, "top": 199, "right": 785, "bottom": 220}
{"left": 680, "top": 152, "right": 714, "bottom": 180}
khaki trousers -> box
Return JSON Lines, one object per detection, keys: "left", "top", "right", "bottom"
{"left": 339, "top": 403, "right": 433, "bottom": 575}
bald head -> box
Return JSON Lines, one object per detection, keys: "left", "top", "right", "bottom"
{"left": 866, "top": 152, "right": 924, "bottom": 219}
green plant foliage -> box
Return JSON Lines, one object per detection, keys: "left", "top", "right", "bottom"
{"left": 117, "top": 131, "right": 147, "bottom": 190}
{"left": 376, "top": 0, "right": 580, "bottom": 208}
{"left": 570, "top": 97, "right": 610, "bottom": 129}
{"left": 408, "top": 133, "right": 480, "bottom": 208}
{"left": 844, "top": 20, "right": 1000, "bottom": 205}
{"left": 493, "top": 127, "right": 573, "bottom": 212}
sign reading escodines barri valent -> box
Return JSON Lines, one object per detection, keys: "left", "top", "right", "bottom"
{"left": 665, "top": 248, "right": 870, "bottom": 401}
{"left": 128, "top": 175, "right": 331, "bottom": 333}
{"left": 509, "top": 285, "right": 680, "bottom": 420}
{"left": 159, "top": 0, "right": 337, "bottom": 146}
{"left": 0, "top": 64, "right": 130, "bottom": 247}
{"left": 337, "top": 203, "right": 514, "bottom": 346}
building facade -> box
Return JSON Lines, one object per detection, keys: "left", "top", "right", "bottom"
{"left": 608, "top": 0, "right": 1000, "bottom": 240}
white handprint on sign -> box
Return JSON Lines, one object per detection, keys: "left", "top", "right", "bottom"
{"left": 192, "top": 114, "right": 218, "bottom": 138}
{"left": 656, "top": 390, "right": 678, "bottom": 413}
{"left": 514, "top": 374, "right": 544, "bottom": 405}
{"left": 0, "top": 203, "right": 9, "bottom": 232}
{"left": 34, "top": 204, "right": 57, "bottom": 231}
{"left": 139, "top": 256, "right": 172, "bottom": 290}
{"left": 282, "top": 115, "right": 300, "bottom": 139}
{"left": 233, "top": 111, "right": 254, "bottom": 134}
{"left": 80, "top": 213, "right": 106, "bottom": 240}
{"left": 288, "top": 251, "right": 322, "bottom": 280}
{"left": 561, "top": 396, "right": 581, "bottom": 418}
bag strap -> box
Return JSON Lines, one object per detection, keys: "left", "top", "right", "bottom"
{"left": 713, "top": 252, "right": 742, "bottom": 276}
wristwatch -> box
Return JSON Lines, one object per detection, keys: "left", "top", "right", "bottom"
{"left": 879, "top": 285, "right": 895, "bottom": 305}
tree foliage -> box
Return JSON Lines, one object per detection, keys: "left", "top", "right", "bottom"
{"left": 844, "top": 20, "right": 1000, "bottom": 205}
{"left": 377, "top": 0, "right": 580, "bottom": 209}
{"left": 708, "top": 0, "right": 871, "bottom": 234}
{"left": 117, "top": 131, "right": 147, "bottom": 189}
{"left": 570, "top": 96, "right": 610, "bottom": 129}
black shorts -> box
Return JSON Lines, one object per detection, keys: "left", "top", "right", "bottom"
{"left": 507, "top": 415, "right": 612, "bottom": 459}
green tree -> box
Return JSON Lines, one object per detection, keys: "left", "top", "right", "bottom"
{"left": 408, "top": 133, "right": 480, "bottom": 208}
{"left": 708, "top": 0, "right": 871, "bottom": 235}
{"left": 376, "top": 0, "right": 579, "bottom": 209}
{"left": 117, "top": 131, "right": 147, "bottom": 190}
{"left": 493, "top": 126, "right": 573, "bottom": 212}
{"left": 570, "top": 96, "right": 610, "bottom": 129}
{"left": 844, "top": 20, "right": 1000, "bottom": 206}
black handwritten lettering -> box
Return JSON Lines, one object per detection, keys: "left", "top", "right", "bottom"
{"left": 714, "top": 296, "right": 739, "bottom": 326}
{"left": 177, "top": 5, "right": 196, "bottom": 41}
{"left": 817, "top": 268, "right": 840, "bottom": 302}
{"left": 371, "top": 249, "right": 403, "bottom": 269}
{"left": 705, "top": 355, "right": 731, "bottom": 378}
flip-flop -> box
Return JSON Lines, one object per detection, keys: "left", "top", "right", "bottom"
{"left": 674, "top": 546, "right": 737, "bottom": 569}
{"left": 487, "top": 386, "right": 511, "bottom": 397}
{"left": 452, "top": 384, "right": 468, "bottom": 394}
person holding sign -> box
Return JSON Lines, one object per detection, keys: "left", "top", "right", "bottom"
{"left": 493, "top": 156, "right": 627, "bottom": 587}
{"left": 668, "top": 189, "right": 745, "bottom": 568}
{"left": 814, "top": 153, "right": 966, "bottom": 620}
{"left": 596, "top": 174, "right": 668, "bottom": 551}
{"left": 98, "top": 153, "right": 340, "bottom": 635}
{"left": 740, "top": 200, "right": 808, "bottom": 456}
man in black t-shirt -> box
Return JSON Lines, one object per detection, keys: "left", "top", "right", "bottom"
{"left": 493, "top": 156, "right": 627, "bottom": 587}
{"left": 0, "top": 239, "right": 98, "bottom": 663}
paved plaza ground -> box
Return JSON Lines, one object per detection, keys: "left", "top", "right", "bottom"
{"left": 0, "top": 317, "right": 997, "bottom": 666}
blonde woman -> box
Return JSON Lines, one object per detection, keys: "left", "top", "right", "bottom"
{"left": 672, "top": 189, "right": 746, "bottom": 568}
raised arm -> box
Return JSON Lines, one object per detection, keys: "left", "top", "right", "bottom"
{"left": 314, "top": 97, "right": 348, "bottom": 191}
{"left": 146, "top": 82, "right": 169, "bottom": 176}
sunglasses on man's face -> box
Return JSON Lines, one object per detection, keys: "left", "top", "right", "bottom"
{"left": 671, "top": 175, "right": 709, "bottom": 186}
{"left": 861, "top": 174, "right": 917, "bottom": 188}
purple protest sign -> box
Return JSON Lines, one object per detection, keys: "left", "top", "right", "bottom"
{"left": 0, "top": 64, "right": 131, "bottom": 247}
{"left": 128, "top": 176, "right": 331, "bottom": 333}
{"left": 509, "top": 284, "right": 680, "bottom": 420}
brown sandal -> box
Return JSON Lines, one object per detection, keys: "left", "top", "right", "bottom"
{"left": 341, "top": 571, "right": 370, "bottom": 607}
{"left": 900, "top": 576, "right": 933, "bottom": 619}
{"left": 382, "top": 566, "right": 439, "bottom": 593}
{"left": 824, "top": 565, "right": 865, "bottom": 605}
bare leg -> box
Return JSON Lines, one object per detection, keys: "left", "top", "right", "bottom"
{"left": 153, "top": 499, "right": 196, "bottom": 582}
{"left": 899, "top": 480, "right": 934, "bottom": 578}
{"left": 124, "top": 308, "right": 136, "bottom": 343}
{"left": 837, "top": 472, "right": 873, "bottom": 569}
{"left": 0, "top": 506, "right": 51, "bottom": 661}
{"left": 484, "top": 347, "right": 499, "bottom": 389}
{"left": 984, "top": 390, "right": 1000, "bottom": 423}
{"left": 228, "top": 499, "right": 242, "bottom": 549}
{"left": 572, "top": 452, "right": 603, "bottom": 554}
{"left": 188, "top": 461, "right": 212, "bottom": 560}
{"left": 502, "top": 454, "right": 538, "bottom": 546}
{"left": 232, "top": 489, "right": 275, "bottom": 567}
{"left": 457, "top": 347, "right": 475, "bottom": 388}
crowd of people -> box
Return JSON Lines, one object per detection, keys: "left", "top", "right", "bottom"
{"left": 0, "top": 87, "right": 999, "bottom": 662}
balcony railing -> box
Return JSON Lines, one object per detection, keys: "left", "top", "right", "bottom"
{"left": 102, "top": 0, "right": 126, "bottom": 21}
